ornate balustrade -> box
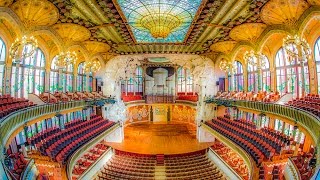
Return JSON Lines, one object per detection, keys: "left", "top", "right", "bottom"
{"left": 284, "top": 157, "right": 301, "bottom": 180}
{"left": 205, "top": 98, "right": 320, "bottom": 168}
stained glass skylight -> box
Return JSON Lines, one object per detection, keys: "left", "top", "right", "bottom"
{"left": 117, "top": 0, "right": 203, "bottom": 43}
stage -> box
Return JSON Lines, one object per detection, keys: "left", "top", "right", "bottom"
{"left": 105, "top": 122, "right": 213, "bottom": 154}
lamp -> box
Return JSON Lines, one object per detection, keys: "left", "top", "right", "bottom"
{"left": 56, "top": 51, "right": 77, "bottom": 69}
{"left": 140, "top": 14, "right": 181, "bottom": 38}
{"left": 283, "top": 35, "right": 311, "bottom": 97}
{"left": 219, "top": 59, "right": 236, "bottom": 91}
{"left": 9, "top": 36, "right": 38, "bottom": 97}
{"left": 84, "top": 60, "right": 101, "bottom": 73}
{"left": 244, "top": 50, "right": 267, "bottom": 91}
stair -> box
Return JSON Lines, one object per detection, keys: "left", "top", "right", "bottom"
{"left": 154, "top": 166, "right": 166, "bottom": 180}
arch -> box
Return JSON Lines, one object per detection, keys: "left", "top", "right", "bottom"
{"left": 11, "top": 47, "right": 46, "bottom": 98}
{"left": 275, "top": 47, "right": 309, "bottom": 97}
{"left": 257, "top": 29, "right": 291, "bottom": 64}
{"left": 230, "top": 43, "right": 255, "bottom": 63}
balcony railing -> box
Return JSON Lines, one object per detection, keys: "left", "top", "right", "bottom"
{"left": 205, "top": 98, "right": 320, "bottom": 168}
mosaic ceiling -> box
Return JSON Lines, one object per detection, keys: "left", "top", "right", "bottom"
{"left": 1, "top": 0, "right": 319, "bottom": 58}
{"left": 116, "top": 0, "right": 202, "bottom": 43}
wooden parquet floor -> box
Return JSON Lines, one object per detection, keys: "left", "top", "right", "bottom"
{"left": 106, "top": 122, "right": 213, "bottom": 154}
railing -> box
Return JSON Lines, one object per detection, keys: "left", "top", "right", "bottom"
{"left": 20, "top": 159, "right": 37, "bottom": 180}
{"left": 284, "top": 158, "right": 301, "bottom": 180}
{"left": 67, "top": 123, "right": 119, "bottom": 180}
{"left": 205, "top": 98, "right": 320, "bottom": 167}
{"left": 208, "top": 148, "right": 243, "bottom": 180}
{"left": 202, "top": 123, "right": 254, "bottom": 180}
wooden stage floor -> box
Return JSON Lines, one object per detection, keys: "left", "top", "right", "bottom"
{"left": 106, "top": 122, "right": 214, "bottom": 154}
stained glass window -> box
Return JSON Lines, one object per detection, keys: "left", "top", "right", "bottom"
{"left": 262, "top": 57, "right": 271, "bottom": 92}
{"left": 248, "top": 62, "right": 258, "bottom": 92}
{"left": 77, "top": 62, "right": 86, "bottom": 92}
{"left": 117, "top": 0, "right": 202, "bottom": 43}
{"left": 11, "top": 47, "right": 45, "bottom": 98}
{"left": 50, "top": 56, "right": 74, "bottom": 92}
{"left": 0, "top": 37, "right": 5, "bottom": 95}
{"left": 177, "top": 67, "right": 193, "bottom": 93}
{"left": 314, "top": 37, "right": 320, "bottom": 94}
{"left": 275, "top": 47, "right": 309, "bottom": 97}
{"left": 234, "top": 61, "right": 243, "bottom": 91}
{"left": 135, "top": 67, "right": 143, "bottom": 93}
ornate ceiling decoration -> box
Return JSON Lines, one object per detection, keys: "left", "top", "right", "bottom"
{"left": 260, "top": 0, "right": 310, "bottom": 26}
{"left": 10, "top": 0, "right": 59, "bottom": 27}
{"left": 83, "top": 41, "right": 110, "bottom": 55}
{"left": 52, "top": 23, "right": 91, "bottom": 42}
{"left": 307, "top": 0, "right": 320, "bottom": 6}
{"left": 116, "top": 0, "right": 202, "bottom": 43}
{"left": 210, "top": 41, "right": 237, "bottom": 54}
{"left": 0, "top": 0, "right": 318, "bottom": 58}
{"left": 0, "top": 0, "right": 13, "bottom": 7}
{"left": 229, "top": 23, "right": 267, "bottom": 42}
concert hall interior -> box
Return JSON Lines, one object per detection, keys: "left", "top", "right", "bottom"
{"left": 0, "top": 0, "right": 320, "bottom": 180}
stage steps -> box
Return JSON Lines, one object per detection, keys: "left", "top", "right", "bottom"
{"left": 154, "top": 166, "right": 166, "bottom": 180}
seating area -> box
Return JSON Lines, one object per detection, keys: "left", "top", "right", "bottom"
{"left": 214, "top": 91, "right": 281, "bottom": 102}
{"left": 39, "top": 91, "right": 107, "bottom": 103}
{"left": 211, "top": 141, "right": 248, "bottom": 179}
{"left": 205, "top": 116, "right": 291, "bottom": 165}
{"left": 176, "top": 92, "right": 198, "bottom": 102}
{"left": 164, "top": 150, "right": 225, "bottom": 180}
{"left": 95, "top": 150, "right": 156, "bottom": 180}
{"left": 72, "top": 143, "right": 110, "bottom": 179}
{"left": 0, "top": 94, "right": 35, "bottom": 118}
{"left": 6, "top": 152, "right": 28, "bottom": 180}
{"left": 285, "top": 94, "right": 320, "bottom": 117}
{"left": 34, "top": 115, "right": 115, "bottom": 164}
{"left": 291, "top": 150, "right": 315, "bottom": 180}
{"left": 121, "top": 92, "right": 143, "bottom": 102}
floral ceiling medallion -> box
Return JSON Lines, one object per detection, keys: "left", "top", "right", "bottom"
{"left": 116, "top": 0, "right": 202, "bottom": 43}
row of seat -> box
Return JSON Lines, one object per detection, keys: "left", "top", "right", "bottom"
{"left": 96, "top": 152, "right": 156, "bottom": 180}
{"left": 0, "top": 94, "right": 35, "bottom": 118}
{"left": 164, "top": 151, "right": 224, "bottom": 179}
{"left": 40, "top": 91, "right": 107, "bottom": 103}
{"left": 211, "top": 141, "right": 248, "bottom": 179}
{"left": 72, "top": 143, "right": 110, "bottom": 179}
{"left": 206, "top": 117, "right": 290, "bottom": 165}
{"left": 286, "top": 96, "right": 320, "bottom": 117}
{"left": 215, "top": 91, "right": 281, "bottom": 102}
{"left": 291, "top": 153, "right": 315, "bottom": 180}
{"left": 54, "top": 121, "right": 115, "bottom": 164}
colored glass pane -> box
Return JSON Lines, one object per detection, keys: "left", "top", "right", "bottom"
{"left": 117, "top": 0, "right": 202, "bottom": 43}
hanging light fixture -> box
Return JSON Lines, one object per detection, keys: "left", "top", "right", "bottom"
{"left": 283, "top": 34, "right": 311, "bottom": 63}
{"left": 243, "top": 50, "right": 266, "bottom": 70}
{"left": 283, "top": 35, "right": 311, "bottom": 97}
{"left": 55, "top": 51, "right": 77, "bottom": 69}
{"left": 84, "top": 59, "right": 101, "bottom": 73}
{"left": 219, "top": 59, "right": 235, "bottom": 73}
{"left": 10, "top": 36, "right": 38, "bottom": 63}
